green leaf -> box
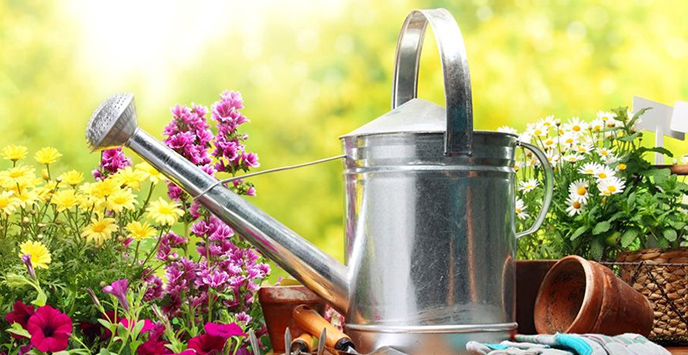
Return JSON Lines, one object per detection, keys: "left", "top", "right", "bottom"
{"left": 98, "top": 348, "right": 112, "bottom": 355}
{"left": 133, "top": 319, "right": 145, "bottom": 336}
{"left": 590, "top": 238, "right": 604, "bottom": 261}
{"left": 621, "top": 229, "right": 640, "bottom": 248}
{"left": 570, "top": 226, "right": 588, "bottom": 241}
{"left": 32, "top": 288, "right": 47, "bottom": 307}
{"left": 592, "top": 221, "right": 611, "bottom": 235}
{"left": 53, "top": 352, "right": 69, "bottom": 355}
{"left": 7, "top": 323, "right": 31, "bottom": 338}
{"left": 3, "top": 273, "right": 31, "bottom": 288}
{"left": 618, "top": 132, "right": 642, "bottom": 142}
{"left": 663, "top": 228, "right": 678, "bottom": 242}
{"left": 97, "top": 319, "right": 112, "bottom": 329}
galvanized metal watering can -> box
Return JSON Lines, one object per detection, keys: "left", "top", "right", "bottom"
{"left": 86, "top": 9, "right": 553, "bottom": 355}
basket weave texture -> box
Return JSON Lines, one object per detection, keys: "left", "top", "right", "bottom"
{"left": 615, "top": 248, "right": 688, "bottom": 341}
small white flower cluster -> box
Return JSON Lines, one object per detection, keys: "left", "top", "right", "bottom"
{"left": 565, "top": 162, "right": 626, "bottom": 216}
{"left": 505, "top": 110, "right": 634, "bottom": 221}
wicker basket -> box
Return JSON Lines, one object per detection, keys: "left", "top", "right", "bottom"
{"left": 613, "top": 248, "right": 688, "bottom": 343}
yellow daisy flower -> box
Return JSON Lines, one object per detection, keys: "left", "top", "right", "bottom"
{"left": 2, "top": 145, "right": 28, "bottom": 162}
{"left": 0, "top": 191, "right": 20, "bottom": 216}
{"left": 90, "top": 178, "right": 119, "bottom": 199}
{"left": 34, "top": 147, "right": 62, "bottom": 165}
{"left": 36, "top": 181, "right": 59, "bottom": 201}
{"left": 125, "top": 221, "right": 157, "bottom": 241}
{"left": 113, "top": 166, "right": 147, "bottom": 190}
{"left": 106, "top": 188, "right": 137, "bottom": 213}
{"left": 14, "top": 190, "right": 39, "bottom": 209}
{"left": 19, "top": 241, "right": 51, "bottom": 269}
{"left": 135, "top": 163, "right": 165, "bottom": 184}
{"left": 58, "top": 170, "right": 84, "bottom": 187}
{"left": 81, "top": 215, "right": 118, "bottom": 246}
{"left": 51, "top": 189, "right": 79, "bottom": 212}
{"left": 4, "top": 165, "right": 35, "bottom": 183}
{"left": 146, "top": 198, "right": 184, "bottom": 226}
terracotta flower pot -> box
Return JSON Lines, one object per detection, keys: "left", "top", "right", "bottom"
{"left": 258, "top": 285, "right": 326, "bottom": 353}
{"left": 534, "top": 255, "right": 654, "bottom": 336}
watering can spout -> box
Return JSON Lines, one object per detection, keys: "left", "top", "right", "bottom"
{"left": 85, "top": 93, "right": 350, "bottom": 314}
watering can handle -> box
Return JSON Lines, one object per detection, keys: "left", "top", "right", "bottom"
{"left": 392, "top": 8, "right": 473, "bottom": 156}
{"left": 516, "top": 141, "right": 554, "bottom": 239}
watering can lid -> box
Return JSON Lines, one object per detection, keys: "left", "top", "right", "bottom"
{"left": 340, "top": 98, "right": 446, "bottom": 138}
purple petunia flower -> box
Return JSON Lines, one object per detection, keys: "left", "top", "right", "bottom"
{"left": 103, "top": 279, "right": 129, "bottom": 311}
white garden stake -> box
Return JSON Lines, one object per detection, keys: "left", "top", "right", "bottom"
{"left": 633, "top": 96, "right": 685, "bottom": 164}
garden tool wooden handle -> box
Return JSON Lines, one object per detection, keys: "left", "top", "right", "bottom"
{"left": 290, "top": 333, "right": 316, "bottom": 354}
{"left": 293, "top": 305, "right": 355, "bottom": 352}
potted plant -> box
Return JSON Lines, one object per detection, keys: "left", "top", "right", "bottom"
{"left": 505, "top": 107, "right": 688, "bottom": 338}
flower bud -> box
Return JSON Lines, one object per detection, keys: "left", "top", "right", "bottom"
{"left": 555, "top": 119, "right": 561, "bottom": 126}
{"left": 37, "top": 234, "right": 44, "bottom": 240}
{"left": 167, "top": 254, "right": 177, "bottom": 261}
{"left": 41, "top": 169, "right": 49, "bottom": 181}
{"left": 99, "top": 281, "right": 106, "bottom": 288}
{"left": 22, "top": 217, "right": 30, "bottom": 225}
{"left": 37, "top": 223, "right": 46, "bottom": 229}
{"left": 30, "top": 210, "right": 37, "bottom": 215}
{"left": 54, "top": 219, "right": 62, "bottom": 225}
{"left": 55, "top": 177, "right": 62, "bottom": 183}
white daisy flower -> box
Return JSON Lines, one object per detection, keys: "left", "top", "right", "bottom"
{"left": 514, "top": 161, "right": 524, "bottom": 172}
{"left": 598, "top": 177, "right": 626, "bottom": 196}
{"left": 560, "top": 132, "right": 578, "bottom": 148}
{"left": 596, "top": 147, "right": 612, "bottom": 158}
{"left": 538, "top": 115, "right": 556, "bottom": 129}
{"left": 569, "top": 179, "right": 590, "bottom": 203}
{"left": 542, "top": 137, "right": 557, "bottom": 150}
{"left": 525, "top": 123, "right": 548, "bottom": 137}
{"left": 563, "top": 154, "right": 584, "bottom": 163}
{"left": 546, "top": 151, "right": 560, "bottom": 165}
{"left": 579, "top": 162, "right": 602, "bottom": 175}
{"left": 498, "top": 126, "right": 518, "bottom": 135}
{"left": 576, "top": 142, "right": 594, "bottom": 154}
{"left": 515, "top": 198, "right": 529, "bottom": 220}
{"left": 563, "top": 117, "right": 588, "bottom": 134}
{"left": 594, "top": 165, "right": 615, "bottom": 180}
{"left": 596, "top": 111, "right": 616, "bottom": 122}
{"left": 519, "top": 179, "right": 539, "bottom": 193}
{"left": 590, "top": 118, "right": 605, "bottom": 132}
{"left": 566, "top": 196, "right": 584, "bottom": 216}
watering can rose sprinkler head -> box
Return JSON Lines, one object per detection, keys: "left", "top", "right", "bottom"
{"left": 85, "top": 93, "right": 351, "bottom": 314}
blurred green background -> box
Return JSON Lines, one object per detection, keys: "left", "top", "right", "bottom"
{"left": 1, "top": 0, "right": 688, "bottom": 279}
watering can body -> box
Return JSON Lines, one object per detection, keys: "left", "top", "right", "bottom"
{"left": 85, "top": 8, "right": 553, "bottom": 355}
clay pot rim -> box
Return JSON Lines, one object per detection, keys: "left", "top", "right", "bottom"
{"left": 534, "top": 255, "right": 604, "bottom": 333}
{"left": 257, "top": 285, "right": 323, "bottom": 304}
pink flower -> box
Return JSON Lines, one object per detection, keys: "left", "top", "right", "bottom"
{"left": 5, "top": 301, "right": 35, "bottom": 338}
{"left": 188, "top": 333, "right": 226, "bottom": 355}
{"left": 204, "top": 322, "right": 246, "bottom": 339}
{"left": 103, "top": 279, "right": 129, "bottom": 311}
{"left": 26, "top": 306, "right": 73, "bottom": 352}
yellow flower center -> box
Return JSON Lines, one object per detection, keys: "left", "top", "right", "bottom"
{"left": 92, "top": 223, "right": 106, "bottom": 233}
{"left": 546, "top": 139, "right": 554, "bottom": 145}
{"left": 599, "top": 173, "right": 607, "bottom": 179}
{"left": 608, "top": 186, "right": 616, "bottom": 192}
{"left": 594, "top": 125, "right": 601, "bottom": 131}
{"left": 566, "top": 138, "right": 574, "bottom": 144}
{"left": 573, "top": 201, "right": 581, "bottom": 209}
{"left": 534, "top": 129, "right": 542, "bottom": 135}
{"left": 573, "top": 126, "right": 581, "bottom": 132}
{"left": 577, "top": 187, "right": 587, "bottom": 196}
{"left": 618, "top": 164, "right": 626, "bottom": 171}
{"left": 514, "top": 166, "right": 520, "bottom": 171}
{"left": 516, "top": 208, "right": 522, "bottom": 213}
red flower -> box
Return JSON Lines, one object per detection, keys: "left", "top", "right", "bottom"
{"left": 26, "top": 306, "right": 73, "bottom": 352}
{"left": 138, "top": 325, "right": 167, "bottom": 355}
{"left": 204, "top": 322, "right": 246, "bottom": 339}
{"left": 5, "top": 301, "right": 35, "bottom": 338}
{"left": 188, "top": 334, "right": 226, "bottom": 355}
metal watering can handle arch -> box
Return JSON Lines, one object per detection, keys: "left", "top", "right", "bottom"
{"left": 517, "top": 141, "right": 554, "bottom": 239}
{"left": 392, "top": 8, "right": 473, "bottom": 156}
